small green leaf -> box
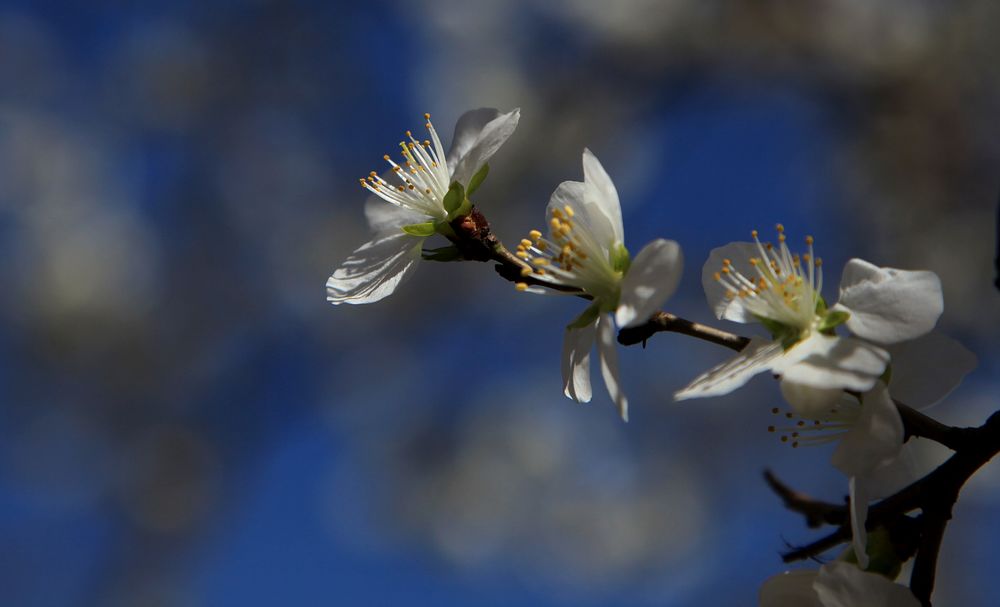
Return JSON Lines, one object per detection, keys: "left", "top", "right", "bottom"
{"left": 610, "top": 243, "right": 631, "bottom": 274}
{"left": 422, "top": 246, "right": 463, "bottom": 262}
{"left": 818, "top": 310, "right": 850, "bottom": 333}
{"left": 401, "top": 222, "right": 436, "bottom": 237}
{"left": 754, "top": 315, "right": 801, "bottom": 350}
{"left": 466, "top": 163, "right": 489, "bottom": 196}
{"left": 443, "top": 181, "right": 466, "bottom": 215}
{"left": 567, "top": 302, "right": 601, "bottom": 330}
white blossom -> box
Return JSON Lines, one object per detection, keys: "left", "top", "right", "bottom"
{"left": 326, "top": 108, "right": 520, "bottom": 304}
{"left": 675, "top": 227, "right": 943, "bottom": 411}
{"left": 515, "top": 150, "right": 683, "bottom": 420}
{"left": 759, "top": 561, "right": 920, "bottom": 607}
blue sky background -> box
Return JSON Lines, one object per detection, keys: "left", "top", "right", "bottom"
{"left": 0, "top": 1, "right": 998, "bottom": 605}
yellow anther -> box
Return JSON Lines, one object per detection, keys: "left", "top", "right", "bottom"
{"left": 516, "top": 251, "right": 529, "bottom": 259}
{"left": 536, "top": 241, "right": 548, "bottom": 252}
{"left": 358, "top": 179, "right": 366, "bottom": 187}
{"left": 392, "top": 166, "right": 401, "bottom": 172}
{"left": 563, "top": 205, "right": 575, "bottom": 217}
{"left": 721, "top": 267, "right": 730, "bottom": 274}
{"left": 778, "top": 233, "right": 786, "bottom": 243}
{"left": 815, "top": 258, "right": 823, "bottom": 267}
{"left": 766, "top": 243, "right": 774, "bottom": 250}
{"left": 532, "top": 258, "right": 550, "bottom": 266}
{"left": 528, "top": 230, "right": 542, "bottom": 241}
{"left": 424, "top": 112, "right": 431, "bottom": 120}
{"left": 515, "top": 283, "right": 528, "bottom": 292}
{"left": 749, "top": 258, "right": 759, "bottom": 266}
{"left": 562, "top": 245, "right": 573, "bottom": 257}
{"left": 535, "top": 268, "right": 547, "bottom": 276}
{"left": 406, "top": 130, "right": 412, "bottom": 137}
{"left": 519, "top": 239, "right": 532, "bottom": 248}
{"left": 520, "top": 267, "right": 533, "bottom": 277}
{"left": 550, "top": 218, "right": 561, "bottom": 231}
{"left": 725, "top": 290, "right": 736, "bottom": 299}
{"left": 722, "top": 258, "right": 731, "bottom": 266}
{"left": 805, "top": 235, "right": 814, "bottom": 245}
{"left": 776, "top": 223, "right": 785, "bottom": 233}
{"left": 396, "top": 186, "right": 405, "bottom": 192}
{"left": 383, "top": 154, "right": 391, "bottom": 161}
{"left": 713, "top": 272, "right": 722, "bottom": 281}
{"left": 407, "top": 184, "right": 415, "bottom": 190}
{"left": 425, "top": 188, "right": 431, "bottom": 194}
{"left": 751, "top": 230, "right": 759, "bottom": 239}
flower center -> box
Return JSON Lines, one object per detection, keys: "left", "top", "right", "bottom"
{"left": 766, "top": 403, "right": 860, "bottom": 449}
{"left": 714, "top": 224, "right": 824, "bottom": 335}
{"left": 514, "top": 204, "right": 624, "bottom": 304}
{"left": 358, "top": 113, "right": 451, "bottom": 219}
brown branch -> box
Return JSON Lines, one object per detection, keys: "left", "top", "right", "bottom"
{"left": 616, "top": 311, "right": 751, "bottom": 351}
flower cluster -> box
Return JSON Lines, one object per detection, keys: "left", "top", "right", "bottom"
{"left": 325, "top": 108, "right": 979, "bottom": 605}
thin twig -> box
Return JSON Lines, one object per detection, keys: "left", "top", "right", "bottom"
{"left": 616, "top": 311, "right": 751, "bottom": 351}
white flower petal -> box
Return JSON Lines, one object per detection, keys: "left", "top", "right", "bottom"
{"left": 759, "top": 570, "right": 822, "bottom": 607}
{"left": 831, "top": 385, "right": 903, "bottom": 478}
{"left": 814, "top": 562, "right": 920, "bottom": 607}
{"left": 777, "top": 334, "right": 889, "bottom": 392}
{"left": 326, "top": 232, "right": 424, "bottom": 305}
{"left": 447, "top": 107, "right": 520, "bottom": 187}
{"left": 674, "top": 337, "right": 782, "bottom": 400}
{"left": 847, "top": 477, "right": 872, "bottom": 570}
{"left": 364, "top": 195, "right": 428, "bottom": 234}
{"left": 580, "top": 148, "right": 624, "bottom": 244}
{"left": 546, "top": 177, "right": 620, "bottom": 263}
{"left": 779, "top": 382, "right": 845, "bottom": 418}
{"left": 615, "top": 239, "right": 684, "bottom": 328}
{"left": 562, "top": 320, "right": 597, "bottom": 403}
{"left": 835, "top": 258, "right": 943, "bottom": 345}
{"left": 701, "top": 242, "right": 762, "bottom": 323}
{"left": 597, "top": 314, "right": 628, "bottom": 421}
{"left": 885, "top": 331, "right": 977, "bottom": 409}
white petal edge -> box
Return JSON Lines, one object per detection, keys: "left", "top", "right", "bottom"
{"left": 326, "top": 232, "right": 424, "bottom": 305}
{"left": 777, "top": 334, "right": 890, "bottom": 392}
{"left": 597, "top": 314, "right": 628, "bottom": 421}
{"left": 814, "top": 562, "right": 920, "bottom": 607}
{"left": 562, "top": 319, "right": 596, "bottom": 403}
{"left": 616, "top": 239, "right": 684, "bottom": 328}
{"left": 885, "top": 331, "right": 977, "bottom": 410}
{"left": 835, "top": 258, "right": 943, "bottom": 345}
{"left": 759, "top": 570, "right": 821, "bottom": 607}
{"left": 673, "top": 337, "right": 782, "bottom": 400}
{"left": 448, "top": 107, "right": 520, "bottom": 187}
{"left": 701, "top": 242, "right": 762, "bottom": 323}
{"left": 581, "top": 148, "right": 624, "bottom": 244}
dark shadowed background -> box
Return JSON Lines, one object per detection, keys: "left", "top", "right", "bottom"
{"left": 0, "top": 1, "right": 998, "bottom": 605}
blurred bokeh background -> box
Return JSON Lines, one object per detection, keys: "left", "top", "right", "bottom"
{"left": 0, "top": 1, "right": 998, "bottom": 605}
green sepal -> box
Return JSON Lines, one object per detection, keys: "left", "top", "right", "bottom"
{"left": 610, "top": 243, "right": 631, "bottom": 274}
{"left": 401, "top": 222, "right": 436, "bottom": 237}
{"left": 755, "top": 315, "right": 801, "bottom": 350}
{"left": 841, "top": 527, "right": 904, "bottom": 579}
{"left": 879, "top": 364, "right": 893, "bottom": 386}
{"left": 818, "top": 310, "right": 850, "bottom": 333}
{"left": 815, "top": 296, "right": 828, "bottom": 315}
{"left": 421, "top": 246, "right": 463, "bottom": 262}
{"left": 567, "top": 302, "right": 601, "bottom": 330}
{"left": 443, "top": 181, "right": 466, "bottom": 215}
{"left": 466, "top": 163, "right": 489, "bottom": 197}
